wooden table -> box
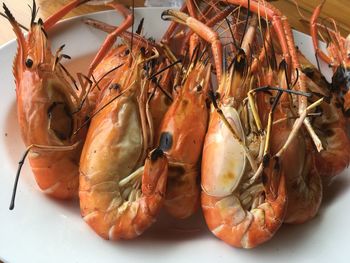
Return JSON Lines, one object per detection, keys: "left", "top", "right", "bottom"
{"left": 1, "top": 0, "right": 349, "bottom": 46}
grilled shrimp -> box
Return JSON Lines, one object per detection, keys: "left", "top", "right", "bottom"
{"left": 299, "top": 43, "right": 350, "bottom": 178}
{"left": 311, "top": 1, "right": 350, "bottom": 115}
{"left": 165, "top": 3, "right": 323, "bottom": 247}
{"left": 256, "top": 59, "right": 322, "bottom": 224}
{"left": 158, "top": 54, "right": 211, "bottom": 219}
{"left": 165, "top": 8, "right": 288, "bottom": 247}
{"left": 79, "top": 46, "right": 168, "bottom": 239}
{"left": 3, "top": 1, "right": 89, "bottom": 204}
{"left": 201, "top": 52, "right": 288, "bottom": 248}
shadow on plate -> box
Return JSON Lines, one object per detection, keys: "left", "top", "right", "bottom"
{"left": 75, "top": 209, "right": 210, "bottom": 245}
{"left": 322, "top": 172, "right": 350, "bottom": 206}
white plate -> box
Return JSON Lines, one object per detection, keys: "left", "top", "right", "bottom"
{"left": 0, "top": 7, "right": 349, "bottom": 263}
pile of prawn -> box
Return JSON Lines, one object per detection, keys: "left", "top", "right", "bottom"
{"left": 2, "top": 0, "right": 350, "bottom": 248}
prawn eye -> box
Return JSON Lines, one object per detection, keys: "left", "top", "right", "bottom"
{"left": 25, "top": 58, "right": 33, "bottom": 68}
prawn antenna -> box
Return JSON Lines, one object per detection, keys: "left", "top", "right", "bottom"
{"left": 131, "top": 0, "right": 135, "bottom": 53}
{"left": 29, "top": 0, "right": 39, "bottom": 26}
{"left": 315, "top": 51, "right": 322, "bottom": 73}
{"left": 60, "top": 62, "right": 78, "bottom": 90}
{"left": 263, "top": 83, "right": 285, "bottom": 165}
{"left": 151, "top": 78, "right": 173, "bottom": 101}
{"left": 72, "top": 63, "right": 125, "bottom": 115}
{"left": 292, "top": 68, "right": 300, "bottom": 88}
{"left": 136, "top": 17, "right": 144, "bottom": 35}
{"left": 148, "top": 59, "right": 181, "bottom": 80}
{"left": 9, "top": 146, "right": 33, "bottom": 210}
{"left": 10, "top": 143, "right": 80, "bottom": 210}
{"left": 225, "top": 17, "right": 239, "bottom": 51}
{"left": 189, "top": 44, "right": 201, "bottom": 67}
{"left": 73, "top": 88, "right": 128, "bottom": 135}
{"left": 253, "top": 86, "right": 312, "bottom": 97}
{"left": 277, "top": 59, "right": 291, "bottom": 90}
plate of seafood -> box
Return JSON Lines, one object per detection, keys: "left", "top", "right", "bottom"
{"left": 1, "top": 1, "right": 350, "bottom": 262}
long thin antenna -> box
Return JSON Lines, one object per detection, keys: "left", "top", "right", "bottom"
{"left": 59, "top": 62, "right": 79, "bottom": 90}
{"left": 9, "top": 147, "right": 31, "bottom": 210}
{"left": 148, "top": 59, "right": 181, "bottom": 80}
{"left": 253, "top": 86, "right": 312, "bottom": 97}
{"left": 130, "top": 0, "right": 135, "bottom": 53}
{"left": 281, "top": 60, "right": 290, "bottom": 89}
{"left": 73, "top": 81, "right": 134, "bottom": 135}
{"left": 153, "top": 79, "right": 173, "bottom": 101}
{"left": 30, "top": 0, "right": 37, "bottom": 25}
{"left": 225, "top": 17, "right": 239, "bottom": 51}
{"left": 292, "top": 68, "right": 300, "bottom": 88}
{"left": 9, "top": 142, "right": 79, "bottom": 210}
{"left": 136, "top": 17, "right": 144, "bottom": 35}
{"left": 73, "top": 63, "right": 124, "bottom": 115}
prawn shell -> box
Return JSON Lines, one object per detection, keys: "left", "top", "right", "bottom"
{"left": 201, "top": 106, "right": 246, "bottom": 197}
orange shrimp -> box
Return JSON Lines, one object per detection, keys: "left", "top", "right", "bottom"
{"left": 166, "top": 5, "right": 322, "bottom": 247}
{"left": 5, "top": 0, "right": 136, "bottom": 207}
{"left": 296, "top": 51, "right": 350, "bottom": 180}
{"left": 164, "top": 8, "right": 287, "bottom": 247}
{"left": 310, "top": 1, "right": 350, "bottom": 115}
{"left": 256, "top": 59, "right": 322, "bottom": 224}
{"left": 3, "top": 1, "right": 89, "bottom": 205}
{"left": 201, "top": 55, "right": 287, "bottom": 248}
{"left": 201, "top": 56, "right": 322, "bottom": 247}
{"left": 158, "top": 4, "right": 238, "bottom": 219}
{"left": 79, "top": 46, "right": 168, "bottom": 239}
{"left": 158, "top": 54, "right": 211, "bottom": 219}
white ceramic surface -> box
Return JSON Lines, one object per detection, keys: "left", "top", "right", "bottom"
{"left": 0, "top": 7, "right": 349, "bottom": 263}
